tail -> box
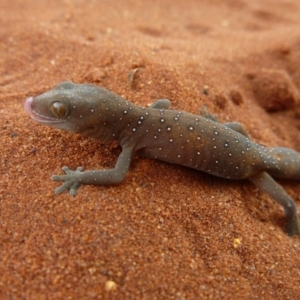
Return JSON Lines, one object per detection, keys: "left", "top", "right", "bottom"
{"left": 266, "top": 147, "right": 300, "bottom": 180}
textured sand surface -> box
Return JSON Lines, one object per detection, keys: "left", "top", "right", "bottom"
{"left": 1, "top": 0, "right": 300, "bottom": 299}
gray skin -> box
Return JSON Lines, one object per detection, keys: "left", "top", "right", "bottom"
{"left": 25, "top": 81, "right": 300, "bottom": 235}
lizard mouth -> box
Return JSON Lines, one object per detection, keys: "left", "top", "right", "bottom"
{"left": 24, "top": 97, "right": 65, "bottom": 124}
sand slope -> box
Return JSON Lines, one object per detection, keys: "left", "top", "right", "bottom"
{"left": 1, "top": 0, "right": 300, "bottom": 299}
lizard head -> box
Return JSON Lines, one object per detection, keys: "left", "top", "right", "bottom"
{"left": 25, "top": 81, "right": 122, "bottom": 139}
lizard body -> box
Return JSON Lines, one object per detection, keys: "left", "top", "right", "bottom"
{"left": 24, "top": 82, "right": 300, "bottom": 235}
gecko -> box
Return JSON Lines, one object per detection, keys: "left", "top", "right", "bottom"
{"left": 24, "top": 81, "right": 300, "bottom": 236}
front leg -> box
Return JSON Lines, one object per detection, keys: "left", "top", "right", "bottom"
{"left": 150, "top": 99, "right": 171, "bottom": 109}
{"left": 52, "top": 145, "right": 134, "bottom": 195}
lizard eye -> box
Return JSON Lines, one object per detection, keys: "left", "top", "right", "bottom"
{"left": 50, "top": 102, "right": 68, "bottom": 118}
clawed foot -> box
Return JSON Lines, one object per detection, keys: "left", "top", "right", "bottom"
{"left": 51, "top": 166, "right": 84, "bottom": 196}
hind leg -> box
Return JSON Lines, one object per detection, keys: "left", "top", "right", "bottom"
{"left": 249, "top": 171, "right": 300, "bottom": 235}
{"left": 199, "top": 107, "right": 220, "bottom": 122}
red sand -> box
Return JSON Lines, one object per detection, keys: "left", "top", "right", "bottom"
{"left": 1, "top": 0, "right": 300, "bottom": 299}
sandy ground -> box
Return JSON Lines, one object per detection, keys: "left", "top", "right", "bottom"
{"left": 1, "top": 0, "right": 300, "bottom": 299}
